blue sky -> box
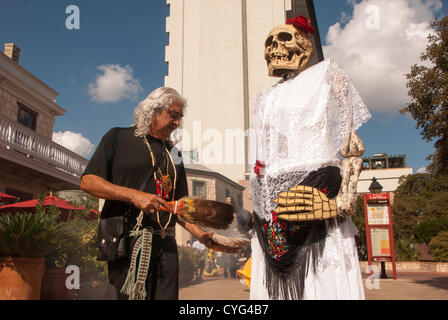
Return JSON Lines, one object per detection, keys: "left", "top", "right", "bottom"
{"left": 1, "top": 0, "right": 446, "bottom": 174}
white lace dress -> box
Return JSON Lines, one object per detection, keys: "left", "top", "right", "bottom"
{"left": 249, "top": 58, "right": 371, "bottom": 300}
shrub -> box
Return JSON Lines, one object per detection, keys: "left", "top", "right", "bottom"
{"left": 429, "top": 231, "right": 448, "bottom": 262}
{"left": 414, "top": 217, "right": 448, "bottom": 244}
{"left": 62, "top": 212, "right": 107, "bottom": 282}
{"left": 394, "top": 237, "right": 419, "bottom": 261}
{"left": 0, "top": 212, "right": 73, "bottom": 257}
{"left": 40, "top": 203, "right": 107, "bottom": 282}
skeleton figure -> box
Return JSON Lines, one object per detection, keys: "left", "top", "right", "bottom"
{"left": 249, "top": 16, "right": 371, "bottom": 300}
{"left": 263, "top": 21, "right": 365, "bottom": 221}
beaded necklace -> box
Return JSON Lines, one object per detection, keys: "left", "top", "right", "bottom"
{"left": 142, "top": 135, "right": 177, "bottom": 238}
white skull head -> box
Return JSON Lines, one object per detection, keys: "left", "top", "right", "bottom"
{"left": 264, "top": 24, "right": 313, "bottom": 77}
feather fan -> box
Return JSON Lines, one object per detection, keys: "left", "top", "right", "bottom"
{"left": 161, "top": 197, "right": 235, "bottom": 230}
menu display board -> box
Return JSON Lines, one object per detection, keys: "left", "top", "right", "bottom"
{"left": 370, "top": 228, "right": 391, "bottom": 256}
{"left": 367, "top": 204, "right": 389, "bottom": 225}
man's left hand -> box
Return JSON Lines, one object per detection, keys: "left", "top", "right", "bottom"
{"left": 198, "top": 232, "right": 214, "bottom": 247}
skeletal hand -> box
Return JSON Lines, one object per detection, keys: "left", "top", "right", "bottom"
{"left": 336, "top": 130, "right": 365, "bottom": 217}
{"left": 336, "top": 157, "right": 363, "bottom": 217}
{"left": 336, "top": 192, "right": 356, "bottom": 216}
{"left": 273, "top": 185, "right": 337, "bottom": 221}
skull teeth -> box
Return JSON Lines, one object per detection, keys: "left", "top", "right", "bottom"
{"left": 270, "top": 55, "right": 290, "bottom": 62}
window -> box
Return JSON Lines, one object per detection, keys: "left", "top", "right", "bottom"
{"left": 192, "top": 180, "right": 206, "bottom": 199}
{"left": 17, "top": 102, "right": 37, "bottom": 131}
{"left": 5, "top": 187, "right": 33, "bottom": 202}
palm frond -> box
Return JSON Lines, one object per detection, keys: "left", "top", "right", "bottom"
{"left": 0, "top": 212, "right": 75, "bottom": 257}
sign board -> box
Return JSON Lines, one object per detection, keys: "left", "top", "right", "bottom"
{"left": 370, "top": 228, "right": 390, "bottom": 256}
{"left": 363, "top": 192, "right": 397, "bottom": 280}
{"left": 366, "top": 204, "right": 390, "bottom": 225}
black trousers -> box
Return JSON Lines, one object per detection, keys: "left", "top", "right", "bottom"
{"left": 107, "top": 235, "right": 179, "bottom": 300}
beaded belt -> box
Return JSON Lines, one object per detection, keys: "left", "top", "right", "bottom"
{"left": 129, "top": 227, "right": 176, "bottom": 238}
{"left": 121, "top": 226, "right": 176, "bottom": 300}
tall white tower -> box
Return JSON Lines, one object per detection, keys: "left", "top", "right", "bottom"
{"left": 164, "top": 0, "right": 323, "bottom": 184}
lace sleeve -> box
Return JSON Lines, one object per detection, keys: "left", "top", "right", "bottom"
{"left": 327, "top": 58, "right": 371, "bottom": 135}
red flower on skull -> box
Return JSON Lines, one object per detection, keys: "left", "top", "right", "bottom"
{"left": 286, "top": 15, "right": 315, "bottom": 35}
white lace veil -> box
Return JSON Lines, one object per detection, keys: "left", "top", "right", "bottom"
{"left": 249, "top": 58, "right": 371, "bottom": 222}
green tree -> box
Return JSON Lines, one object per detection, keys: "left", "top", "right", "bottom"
{"left": 392, "top": 173, "right": 448, "bottom": 239}
{"left": 352, "top": 195, "right": 368, "bottom": 260}
{"left": 401, "top": 13, "right": 448, "bottom": 175}
{"left": 413, "top": 216, "right": 448, "bottom": 244}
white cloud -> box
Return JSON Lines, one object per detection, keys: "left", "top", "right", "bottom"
{"left": 339, "top": 12, "right": 352, "bottom": 25}
{"left": 416, "top": 166, "right": 428, "bottom": 174}
{"left": 323, "top": 0, "right": 442, "bottom": 113}
{"left": 53, "top": 131, "right": 95, "bottom": 158}
{"left": 88, "top": 64, "right": 142, "bottom": 103}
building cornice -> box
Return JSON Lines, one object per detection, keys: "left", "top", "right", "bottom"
{"left": 361, "top": 167, "right": 413, "bottom": 172}
{"left": 0, "top": 52, "right": 65, "bottom": 116}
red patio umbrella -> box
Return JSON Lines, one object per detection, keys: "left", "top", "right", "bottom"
{"left": 0, "top": 195, "right": 83, "bottom": 215}
{"left": 0, "top": 192, "right": 18, "bottom": 204}
{"left": 88, "top": 208, "right": 101, "bottom": 220}
{"left": 82, "top": 208, "right": 101, "bottom": 220}
{"left": 72, "top": 206, "right": 101, "bottom": 220}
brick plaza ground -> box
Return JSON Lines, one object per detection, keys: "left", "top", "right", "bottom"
{"left": 179, "top": 268, "right": 448, "bottom": 300}
{"left": 79, "top": 267, "right": 448, "bottom": 300}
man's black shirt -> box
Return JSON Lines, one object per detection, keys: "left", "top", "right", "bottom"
{"left": 83, "top": 126, "right": 188, "bottom": 229}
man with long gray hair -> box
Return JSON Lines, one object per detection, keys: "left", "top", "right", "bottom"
{"left": 81, "top": 87, "right": 212, "bottom": 300}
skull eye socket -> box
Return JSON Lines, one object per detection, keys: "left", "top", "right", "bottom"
{"left": 278, "top": 32, "right": 292, "bottom": 42}
{"left": 265, "top": 36, "right": 273, "bottom": 47}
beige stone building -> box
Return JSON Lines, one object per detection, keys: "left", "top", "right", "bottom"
{"left": 0, "top": 43, "right": 87, "bottom": 201}
{"left": 176, "top": 163, "right": 246, "bottom": 246}
{"left": 357, "top": 154, "right": 413, "bottom": 203}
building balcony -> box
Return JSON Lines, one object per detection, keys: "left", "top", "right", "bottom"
{"left": 0, "top": 114, "right": 88, "bottom": 190}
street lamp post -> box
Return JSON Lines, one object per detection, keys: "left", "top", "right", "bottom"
{"left": 368, "top": 177, "right": 383, "bottom": 194}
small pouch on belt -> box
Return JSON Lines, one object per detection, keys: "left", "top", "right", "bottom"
{"left": 97, "top": 215, "right": 129, "bottom": 261}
